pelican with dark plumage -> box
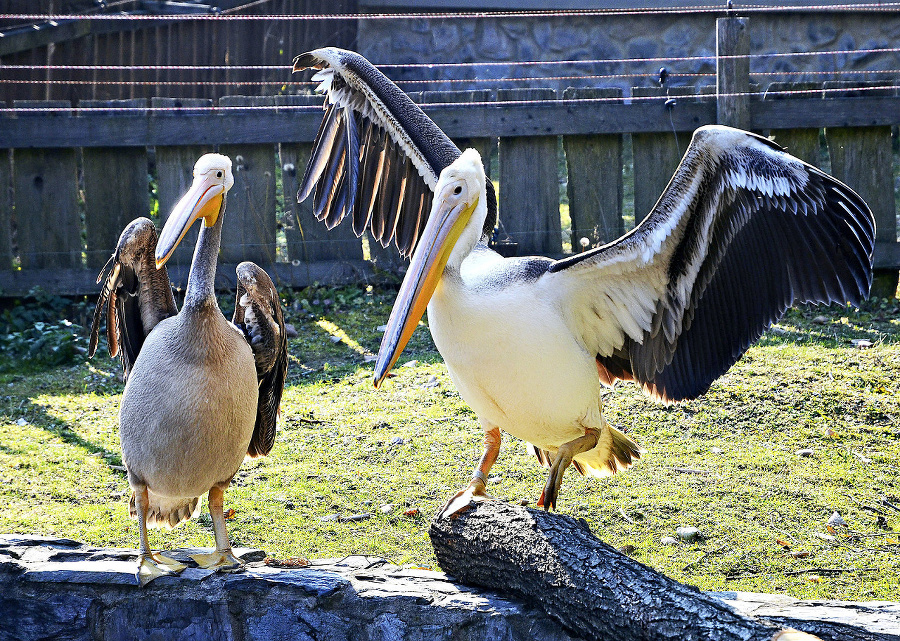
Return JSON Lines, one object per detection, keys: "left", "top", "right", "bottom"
{"left": 294, "top": 48, "right": 875, "bottom": 516}
{"left": 90, "top": 154, "right": 287, "bottom": 584}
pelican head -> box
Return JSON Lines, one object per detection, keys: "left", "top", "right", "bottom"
{"left": 373, "top": 148, "right": 487, "bottom": 388}
{"left": 155, "top": 153, "right": 234, "bottom": 269}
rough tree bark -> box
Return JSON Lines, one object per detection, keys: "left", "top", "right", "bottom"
{"left": 429, "top": 501, "right": 891, "bottom": 641}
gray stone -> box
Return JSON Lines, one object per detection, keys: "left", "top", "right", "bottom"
{"left": 0, "top": 536, "right": 580, "bottom": 641}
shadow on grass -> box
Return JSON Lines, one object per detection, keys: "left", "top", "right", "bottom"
{"left": 23, "top": 397, "right": 125, "bottom": 474}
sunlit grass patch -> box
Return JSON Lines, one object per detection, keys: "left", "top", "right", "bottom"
{"left": 0, "top": 287, "right": 897, "bottom": 600}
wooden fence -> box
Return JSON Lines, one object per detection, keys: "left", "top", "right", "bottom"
{"left": 0, "top": 17, "right": 898, "bottom": 297}
{"left": 0, "top": 0, "right": 358, "bottom": 103}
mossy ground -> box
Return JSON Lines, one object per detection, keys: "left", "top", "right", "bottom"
{"left": 0, "top": 286, "right": 898, "bottom": 601}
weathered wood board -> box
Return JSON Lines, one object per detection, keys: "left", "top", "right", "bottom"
{"left": 498, "top": 88, "right": 562, "bottom": 255}
{"left": 219, "top": 97, "right": 278, "bottom": 267}
{"left": 0, "top": 149, "right": 12, "bottom": 270}
{"left": 631, "top": 87, "right": 692, "bottom": 225}
{"left": 81, "top": 99, "right": 151, "bottom": 269}
{"left": 563, "top": 87, "right": 624, "bottom": 247}
{"left": 11, "top": 101, "right": 82, "bottom": 270}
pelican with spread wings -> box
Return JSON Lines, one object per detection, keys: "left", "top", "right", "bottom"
{"left": 293, "top": 48, "right": 874, "bottom": 515}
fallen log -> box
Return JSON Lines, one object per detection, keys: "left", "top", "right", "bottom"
{"left": 429, "top": 501, "right": 893, "bottom": 641}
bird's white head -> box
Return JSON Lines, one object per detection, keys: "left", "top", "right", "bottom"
{"left": 372, "top": 148, "right": 487, "bottom": 388}
{"left": 155, "top": 153, "right": 234, "bottom": 269}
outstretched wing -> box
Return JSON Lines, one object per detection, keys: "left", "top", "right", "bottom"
{"left": 548, "top": 125, "right": 874, "bottom": 403}
{"left": 233, "top": 262, "right": 288, "bottom": 458}
{"left": 89, "top": 217, "right": 178, "bottom": 378}
{"left": 293, "top": 47, "right": 496, "bottom": 257}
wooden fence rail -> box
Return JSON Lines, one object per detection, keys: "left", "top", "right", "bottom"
{"left": 0, "top": 17, "right": 898, "bottom": 297}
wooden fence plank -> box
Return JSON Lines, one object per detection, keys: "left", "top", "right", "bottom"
{"left": 562, "top": 87, "right": 624, "bottom": 247}
{"left": 498, "top": 88, "right": 561, "bottom": 256}
{"left": 824, "top": 83, "right": 898, "bottom": 297}
{"left": 716, "top": 16, "right": 750, "bottom": 130}
{"left": 764, "top": 83, "right": 823, "bottom": 168}
{"left": 219, "top": 96, "right": 279, "bottom": 266}
{"left": 12, "top": 101, "right": 81, "bottom": 270}
{"left": 0, "top": 149, "right": 12, "bottom": 270}
{"left": 631, "top": 87, "right": 692, "bottom": 225}
{"left": 275, "top": 95, "right": 364, "bottom": 266}
{"left": 81, "top": 99, "right": 151, "bottom": 269}
{"left": 152, "top": 98, "right": 214, "bottom": 270}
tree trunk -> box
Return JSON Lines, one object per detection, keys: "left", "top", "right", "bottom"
{"left": 429, "top": 501, "right": 891, "bottom": 641}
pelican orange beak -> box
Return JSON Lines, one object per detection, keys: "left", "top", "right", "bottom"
{"left": 155, "top": 170, "right": 227, "bottom": 269}
{"left": 373, "top": 178, "right": 478, "bottom": 388}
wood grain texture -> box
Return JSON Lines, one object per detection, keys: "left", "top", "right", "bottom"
{"left": 0, "top": 149, "right": 12, "bottom": 270}
{"left": 81, "top": 100, "right": 151, "bottom": 269}
{"left": 498, "top": 88, "right": 561, "bottom": 255}
{"left": 430, "top": 501, "right": 886, "bottom": 641}
{"left": 631, "top": 87, "right": 692, "bottom": 226}
{"left": 716, "top": 16, "right": 750, "bottom": 130}
{"left": 563, "top": 87, "right": 624, "bottom": 247}
{"left": 219, "top": 97, "right": 279, "bottom": 266}
{"left": 12, "top": 142, "right": 81, "bottom": 269}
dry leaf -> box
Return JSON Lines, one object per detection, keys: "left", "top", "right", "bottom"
{"left": 264, "top": 556, "right": 310, "bottom": 568}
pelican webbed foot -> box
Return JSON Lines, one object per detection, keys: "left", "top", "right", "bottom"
{"left": 536, "top": 428, "right": 600, "bottom": 511}
{"left": 191, "top": 549, "right": 245, "bottom": 573}
{"left": 438, "top": 477, "right": 496, "bottom": 519}
{"left": 137, "top": 551, "right": 187, "bottom": 586}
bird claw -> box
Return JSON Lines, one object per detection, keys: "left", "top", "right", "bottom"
{"left": 191, "top": 550, "right": 245, "bottom": 573}
{"left": 437, "top": 481, "right": 494, "bottom": 520}
{"left": 137, "top": 552, "right": 187, "bottom": 586}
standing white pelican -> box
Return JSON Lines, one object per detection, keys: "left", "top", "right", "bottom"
{"left": 293, "top": 48, "right": 875, "bottom": 515}
{"left": 89, "top": 154, "right": 288, "bottom": 584}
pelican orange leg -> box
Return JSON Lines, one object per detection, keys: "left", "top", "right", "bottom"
{"left": 438, "top": 425, "right": 501, "bottom": 518}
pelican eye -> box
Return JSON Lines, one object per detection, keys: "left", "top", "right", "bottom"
{"left": 216, "top": 171, "right": 223, "bottom": 178}
{"left": 453, "top": 186, "right": 462, "bottom": 195}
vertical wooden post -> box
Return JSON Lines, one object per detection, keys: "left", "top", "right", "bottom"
{"left": 219, "top": 96, "right": 278, "bottom": 268}
{"left": 631, "top": 87, "right": 692, "bottom": 225}
{"left": 81, "top": 99, "right": 151, "bottom": 269}
{"left": 12, "top": 101, "right": 82, "bottom": 270}
{"left": 824, "top": 82, "right": 898, "bottom": 299}
{"left": 497, "top": 88, "right": 561, "bottom": 256}
{"left": 562, "top": 87, "right": 624, "bottom": 247}
{"left": 0, "top": 149, "right": 12, "bottom": 270}
{"left": 716, "top": 16, "right": 750, "bottom": 130}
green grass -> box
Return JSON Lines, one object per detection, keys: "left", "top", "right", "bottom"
{"left": 0, "top": 286, "right": 898, "bottom": 601}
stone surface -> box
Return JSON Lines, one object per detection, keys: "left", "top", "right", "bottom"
{"left": 357, "top": 11, "right": 900, "bottom": 95}
{"left": 2, "top": 535, "right": 899, "bottom": 640}
{"left": 0, "top": 535, "right": 579, "bottom": 641}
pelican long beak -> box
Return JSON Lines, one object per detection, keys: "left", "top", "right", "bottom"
{"left": 155, "top": 174, "right": 226, "bottom": 269}
{"left": 373, "top": 182, "right": 478, "bottom": 388}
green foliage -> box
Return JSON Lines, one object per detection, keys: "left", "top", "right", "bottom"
{"left": 0, "top": 286, "right": 897, "bottom": 601}
{"left": 0, "top": 289, "right": 93, "bottom": 372}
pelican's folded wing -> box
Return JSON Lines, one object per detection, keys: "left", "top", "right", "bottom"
{"left": 89, "top": 217, "right": 178, "bottom": 379}
{"left": 234, "top": 262, "right": 288, "bottom": 458}
{"left": 548, "top": 125, "right": 874, "bottom": 403}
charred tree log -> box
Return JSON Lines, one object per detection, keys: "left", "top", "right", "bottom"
{"left": 429, "top": 501, "right": 891, "bottom": 641}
